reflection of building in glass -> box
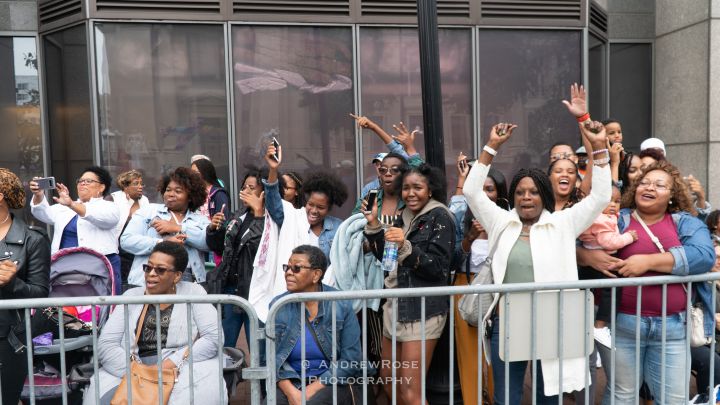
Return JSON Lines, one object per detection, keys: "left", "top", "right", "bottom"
{"left": 15, "top": 75, "right": 39, "bottom": 106}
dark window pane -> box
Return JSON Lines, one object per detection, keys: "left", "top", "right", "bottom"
{"left": 43, "top": 24, "right": 93, "bottom": 200}
{"left": 478, "top": 29, "right": 582, "bottom": 176}
{"left": 359, "top": 28, "right": 473, "bottom": 196}
{"left": 95, "top": 23, "right": 229, "bottom": 202}
{"left": 589, "top": 34, "right": 607, "bottom": 119}
{"left": 232, "top": 26, "right": 356, "bottom": 218}
{"left": 609, "top": 43, "right": 652, "bottom": 151}
{"left": 0, "top": 36, "right": 43, "bottom": 223}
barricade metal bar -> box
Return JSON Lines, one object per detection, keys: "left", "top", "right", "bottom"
{"left": 391, "top": 298, "right": 397, "bottom": 405}
{"left": 503, "top": 293, "right": 509, "bottom": 403}
{"left": 24, "top": 307, "right": 35, "bottom": 405}
{"left": 634, "top": 286, "right": 642, "bottom": 404}
{"left": 685, "top": 283, "right": 691, "bottom": 403}
{"left": 448, "top": 294, "right": 454, "bottom": 405}
{"left": 583, "top": 289, "right": 590, "bottom": 405}
{"left": 711, "top": 282, "right": 717, "bottom": 398}
{"left": 156, "top": 303, "right": 164, "bottom": 404}
{"left": 58, "top": 306, "right": 68, "bottom": 405}
{"left": 661, "top": 284, "right": 667, "bottom": 404}
{"left": 557, "top": 290, "right": 564, "bottom": 405}
{"left": 361, "top": 300, "right": 367, "bottom": 405}
{"left": 531, "top": 290, "right": 537, "bottom": 405}
{"left": 301, "top": 301, "right": 306, "bottom": 405}
{"left": 477, "top": 302, "right": 484, "bottom": 405}
{"left": 186, "top": 303, "right": 195, "bottom": 405}
{"left": 216, "top": 303, "right": 223, "bottom": 404}
{"left": 92, "top": 304, "right": 100, "bottom": 405}
{"left": 331, "top": 301, "right": 337, "bottom": 405}
{"left": 420, "top": 296, "right": 426, "bottom": 405}
{"left": 610, "top": 286, "right": 616, "bottom": 405}
{"left": 123, "top": 304, "right": 133, "bottom": 405}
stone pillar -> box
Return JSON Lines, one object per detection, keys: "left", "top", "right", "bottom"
{"left": 0, "top": 0, "right": 37, "bottom": 31}
{"left": 654, "top": 0, "right": 718, "bottom": 208}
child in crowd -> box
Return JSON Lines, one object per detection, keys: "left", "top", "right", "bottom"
{"left": 579, "top": 185, "right": 638, "bottom": 346}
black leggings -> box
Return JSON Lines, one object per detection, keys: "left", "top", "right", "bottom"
{"left": 1, "top": 337, "right": 29, "bottom": 405}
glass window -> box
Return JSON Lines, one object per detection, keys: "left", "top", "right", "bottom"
{"left": 359, "top": 28, "right": 473, "bottom": 197}
{"left": 589, "top": 34, "right": 608, "bottom": 120}
{"left": 94, "top": 23, "right": 229, "bottom": 202}
{"left": 478, "top": 29, "right": 582, "bottom": 177}
{"left": 43, "top": 24, "right": 94, "bottom": 202}
{"left": 609, "top": 43, "right": 652, "bottom": 151}
{"left": 0, "top": 36, "right": 43, "bottom": 223}
{"left": 232, "top": 26, "right": 356, "bottom": 218}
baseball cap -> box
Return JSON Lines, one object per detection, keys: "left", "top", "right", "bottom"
{"left": 371, "top": 152, "right": 388, "bottom": 163}
{"left": 575, "top": 146, "right": 587, "bottom": 155}
{"left": 640, "top": 138, "right": 666, "bottom": 156}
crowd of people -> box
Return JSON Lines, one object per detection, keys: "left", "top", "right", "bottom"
{"left": 0, "top": 82, "right": 719, "bottom": 405}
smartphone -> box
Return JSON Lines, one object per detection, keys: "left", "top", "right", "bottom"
{"left": 35, "top": 177, "right": 56, "bottom": 190}
{"left": 364, "top": 190, "right": 378, "bottom": 214}
{"left": 271, "top": 137, "right": 280, "bottom": 162}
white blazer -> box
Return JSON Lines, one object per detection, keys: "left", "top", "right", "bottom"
{"left": 463, "top": 162, "right": 611, "bottom": 396}
{"left": 31, "top": 195, "right": 121, "bottom": 255}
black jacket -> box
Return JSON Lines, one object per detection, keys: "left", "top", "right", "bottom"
{"left": 365, "top": 206, "right": 455, "bottom": 322}
{"left": 205, "top": 211, "right": 264, "bottom": 297}
{"left": 0, "top": 215, "right": 51, "bottom": 337}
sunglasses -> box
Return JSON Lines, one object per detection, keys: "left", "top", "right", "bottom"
{"left": 282, "top": 264, "right": 314, "bottom": 273}
{"left": 378, "top": 166, "right": 401, "bottom": 175}
{"left": 142, "top": 264, "right": 177, "bottom": 275}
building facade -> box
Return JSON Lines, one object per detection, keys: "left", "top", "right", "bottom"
{"left": 0, "top": 0, "right": 717, "bottom": 216}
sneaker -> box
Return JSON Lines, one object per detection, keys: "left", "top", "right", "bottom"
{"left": 594, "top": 327, "right": 612, "bottom": 348}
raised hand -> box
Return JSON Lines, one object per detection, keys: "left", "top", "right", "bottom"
{"left": 486, "top": 123, "right": 518, "bottom": 149}
{"left": 392, "top": 122, "right": 419, "bottom": 151}
{"left": 349, "top": 113, "right": 376, "bottom": 129}
{"left": 609, "top": 140, "right": 624, "bottom": 164}
{"left": 265, "top": 142, "right": 282, "bottom": 170}
{"left": 457, "top": 152, "right": 470, "bottom": 178}
{"left": 579, "top": 120, "right": 607, "bottom": 152}
{"left": 561, "top": 83, "right": 587, "bottom": 118}
{"left": 52, "top": 183, "right": 73, "bottom": 207}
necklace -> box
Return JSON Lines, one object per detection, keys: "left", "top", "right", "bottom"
{"left": 0, "top": 212, "right": 9, "bottom": 226}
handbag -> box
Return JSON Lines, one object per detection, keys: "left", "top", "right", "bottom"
{"left": 458, "top": 228, "right": 505, "bottom": 327}
{"left": 632, "top": 211, "right": 712, "bottom": 348}
{"left": 111, "top": 304, "right": 190, "bottom": 405}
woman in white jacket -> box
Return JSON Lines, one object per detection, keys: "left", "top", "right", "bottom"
{"left": 30, "top": 166, "right": 121, "bottom": 294}
{"left": 463, "top": 117, "right": 611, "bottom": 404}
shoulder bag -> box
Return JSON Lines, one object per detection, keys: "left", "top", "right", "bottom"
{"left": 458, "top": 229, "right": 504, "bottom": 327}
{"left": 632, "top": 211, "right": 711, "bottom": 348}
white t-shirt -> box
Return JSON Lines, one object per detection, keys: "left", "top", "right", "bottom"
{"left": 307, "top": 229, "right": 320, "bottom": 247}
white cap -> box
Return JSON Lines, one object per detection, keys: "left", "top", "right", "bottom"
{"left": 575, "top": 146, "right": 586, "bottom": 155}
{"left": 640, "top": 138, "right": 666, "bottom": 156}
{"left": 191, "top": 154, "right": 211, "bottom": 164}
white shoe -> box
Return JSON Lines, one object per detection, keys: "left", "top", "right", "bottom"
{"left": 594, "top": 327, "right": 612, "bottom": 348}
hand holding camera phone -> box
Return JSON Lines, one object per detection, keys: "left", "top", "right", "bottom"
{"left": 35, "top": 177, "right": 56, "bottom": 190}
{"left": 364, "top": 190, "right": 378, "bottom": 215}
{"left": 270, "top": 137, "right": 280, "bottom": 162}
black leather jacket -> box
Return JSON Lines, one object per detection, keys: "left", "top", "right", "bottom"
{"left": 0, "top": 215, "right": 51, "bottom": 338}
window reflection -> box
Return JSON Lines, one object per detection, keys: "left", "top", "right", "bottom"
{"left": 232, "top": 26, "right": 356, "bottom": 217}
{"left": 589, "top": 34, "right": 608, "bottom": 120}
{"left": 94, "top": 23, "right": 229, "bottom": 202}
{"left": 478, "top": 29, "right": 582, "bottom": 175}
{"left": 1, "top": 36, "right": 43, "bottom": 223}
{"left": 610, "top": 43, "right": 652, "bottom": 151}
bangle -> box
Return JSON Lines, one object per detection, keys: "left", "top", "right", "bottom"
{"left": 592, "top": 148, "right": 608, "bottom": 155}
{"left": 576, "top": 113, "right": 590, "bottom": 123}
{"left": 483, "top": 145, "right": 497, "bottom": 156}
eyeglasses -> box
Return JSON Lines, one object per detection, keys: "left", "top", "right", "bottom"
{"left": 76, "top": 178, "right": 102, "bottom": 185}
{"left": 142, "top": 264, "right": 177, "bottom": 275}
{"left": 282, "top": 264, "right": 314, "bottom": 273}
{"left": 378, "top": 166, "right": 401, "bottom": 175}
{"left": 638, "top": 179, "right": 671, "bottom": 191}
{"left": 129, "top": 181, "right": 144, "bottom": 187}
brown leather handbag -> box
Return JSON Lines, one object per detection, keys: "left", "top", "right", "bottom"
{"left": 111, "top": 304, "right": 184, "bottom": 405}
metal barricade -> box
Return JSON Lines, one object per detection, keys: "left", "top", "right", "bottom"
{"left": 0, "top": 294, "right": 263, "bottom": 405}
{"left": 264, "top": 272, "right": 720, "bottom": 405}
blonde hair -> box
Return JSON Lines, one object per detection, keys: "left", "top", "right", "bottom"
{"left": 116, "top": 170, "right": 143, "bottom": 189}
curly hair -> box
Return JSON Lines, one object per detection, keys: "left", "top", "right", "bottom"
{"left": 0, "top": 168, "right": 26, "bottom": 209}
{"left": 620, "top": 160, "right": 696, "bottom": 215}
{"left": 116, "top": 169, "right": 143, "bottom": 189}
{"left": 705, "top": 210, "right": 719, "bottom": 235}
{"left": 547, "top": 159, "right": 581, "bottom": 209}
{"left": 303, "top": 172, "right": 349, "bottom": 208}
{"left": 638, "top": 148, "right": 666, "bottom": 163}
{"left": 508, "top": 168, "right": 556, "bottom": 213}
{"left": 82, "top": 166, "right": 113, "bottom": 197}
{"left": 240, "top": 164, "right": 269, "bottom": 192}
{"left": 401, "top": 163, "right": 448, "bottom": 205}
{"left": 158, "top": 167, "right": 208, "bottom": 212}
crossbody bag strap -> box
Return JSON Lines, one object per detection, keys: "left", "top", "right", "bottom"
{"left": 305, "top": 312, "right": 332, "bottom": 363}
{"left": 632, "top": 211, "right": 665, "bottom": 253}
{"left": 134, "top": 304, "right": 149, "bottom": 345}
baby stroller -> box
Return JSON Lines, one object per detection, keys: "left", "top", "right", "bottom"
{"left": 21, "top": 247, "right": 115, "bottom": 404}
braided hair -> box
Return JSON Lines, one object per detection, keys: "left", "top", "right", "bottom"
{"left": 508, "top": 168, "right": 556, "bottom": 213}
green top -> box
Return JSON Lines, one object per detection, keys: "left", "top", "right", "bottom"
{"left": 502, "top": 238, "right": 534, "bottom": 284}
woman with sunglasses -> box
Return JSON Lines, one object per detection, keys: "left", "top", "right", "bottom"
{"left": 30, "top": 166, "right": 122, "bottom": 294}
{"left": 269, "top": 245, "right": 366, "bottom": 405}
{"left": 84, "top": 241, "right": 226, "bottom": 405}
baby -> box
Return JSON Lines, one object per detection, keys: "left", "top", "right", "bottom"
{"left": 580, "top": 186, "right": 638, "bottom": 349}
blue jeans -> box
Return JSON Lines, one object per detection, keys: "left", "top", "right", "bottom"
{"left": 602, "top": 312, "right": 688, "bottom": 405}
{"left": 490, "top": 316, "right": 559, "bottom": 405}
{"left": 222, "top": 286, "right": 251, "bottom": 348}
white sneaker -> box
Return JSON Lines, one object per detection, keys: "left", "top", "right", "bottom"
{"left": 594, "top": 327, "right": 612, "bottom": 348}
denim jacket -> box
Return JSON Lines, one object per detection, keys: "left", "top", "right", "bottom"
{"left": 120, "top": 203, "right": 210, "bottom": 286}
{"left": 618, "top": 208, "right": 717, "bottom": 337}
{"left": 268, "top": 284, "right": 368, "bottom": 382}
{"left": 263, "top": 179, "right": 342, "bottom": 260}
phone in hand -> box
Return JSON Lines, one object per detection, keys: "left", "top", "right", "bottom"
{"left": 364, "top": 189, "right": 378, "bottom": 215}
{"left": 35, "top": 177, "right": 56, "bottom": 190}
{"left": 271, "top": 137, "right": 280, "bottom": 162}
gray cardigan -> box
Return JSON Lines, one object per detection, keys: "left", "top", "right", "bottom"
{"left": 83, "top": 282, "right": 227, "bottom": 404}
